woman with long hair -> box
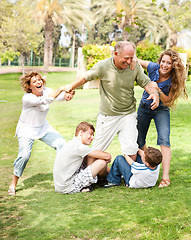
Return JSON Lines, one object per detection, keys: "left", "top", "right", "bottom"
{"left": 136, "top": 49, "right": 187, "bottom": 187}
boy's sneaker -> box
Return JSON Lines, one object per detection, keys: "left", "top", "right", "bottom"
{"left": 103, "top": 182, "right": 119, "bottom": 188}
{"left": 97, "top": 176, "right": 108, "bottom": 186}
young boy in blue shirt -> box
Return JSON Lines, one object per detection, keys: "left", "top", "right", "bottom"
{"left": 104, "top": 147, "right": 162, "bottom": 188}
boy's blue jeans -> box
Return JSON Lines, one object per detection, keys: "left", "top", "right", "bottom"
{"left": 106, "top": 154, "right": 143, "bottom": 185}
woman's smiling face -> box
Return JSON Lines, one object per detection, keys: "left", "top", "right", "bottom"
{"left": 29, "top": 75, "right": 44, "bottom": 96}
{"left": 159, "top": 54, "right": 173, "bottom": 77}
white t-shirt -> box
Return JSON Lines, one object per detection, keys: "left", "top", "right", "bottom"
{"left": 129, "top": 162, "right": 160, "bottom": 188}
{"left": 15, "top": 87, "right": 65, "bottom": 139}
{"left": 53, "top": 137, "right": 92, "bottom": 194}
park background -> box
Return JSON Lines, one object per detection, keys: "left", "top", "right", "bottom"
{"left": 0, "top": 0, "right": 191, "bottom": 239}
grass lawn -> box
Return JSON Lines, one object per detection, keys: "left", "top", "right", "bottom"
{"left": 0, "top": 72, "right": 191, "bottom": 240}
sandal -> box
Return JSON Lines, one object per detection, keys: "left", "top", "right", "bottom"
{"left": 8, "top": 186, "right": 16, "bottom": 195}
{"left": 159, "top": 179, "right": 171, "bottom": 188}
{"left": 80, "top": 185, "right": 94, "bottom": 193}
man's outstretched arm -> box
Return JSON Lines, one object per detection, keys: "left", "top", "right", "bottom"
{"left": 64, "top": 77, "right": 87, "bottom": 92}
{"left": 144, "top": 81, "right": 160, "bottom": 110}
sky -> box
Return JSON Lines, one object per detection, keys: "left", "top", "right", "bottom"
{"left": 177, "top": 30, "right": 191, "bottom": 49}
{"left": 59, "top": 25, "right": 71, "bottom": 47}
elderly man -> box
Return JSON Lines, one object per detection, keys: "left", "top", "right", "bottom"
{"left": 65, "top": 41, "right": 159, "bottom": 163}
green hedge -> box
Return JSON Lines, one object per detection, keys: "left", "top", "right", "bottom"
{"left": 82, "top": 44, "right": 112, "bottom": 70}
{"left": 136, "top": 40, "right": 162, "bottom": 62}
{"left": 82, "top": 40, "right": 162, "bottom": 70}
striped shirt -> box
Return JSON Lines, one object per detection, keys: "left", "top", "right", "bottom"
{"left": 129, "top": 162, "right": 160, "bottom": 188}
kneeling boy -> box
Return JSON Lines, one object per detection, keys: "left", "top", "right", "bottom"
{"left": 53, "top": 121, "right": 111, "bottom": 193}
{"left": 104, "top": 147, "right": 162, "bottom": 188}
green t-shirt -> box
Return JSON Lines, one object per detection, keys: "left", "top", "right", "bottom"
{"left": 84, "top": 57, "right": 151, "bottom": 116}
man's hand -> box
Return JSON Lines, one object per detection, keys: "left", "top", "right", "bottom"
{"left": 147, "top": 92, "right": 159, "bottom": 110}
{"left": 60, "top": 84, "right": 73, "bottom": 93}
{"left": 129, "top": 58, "right": 136, "bottom": 71}
{"left": 64, "top": 90, "right": 75, "bottom": 101}
{"left": 129, "top": 54, "right": 139, "bottom": 71}
{"left": 144, "top": 81, "right": 159, "bottom": 110}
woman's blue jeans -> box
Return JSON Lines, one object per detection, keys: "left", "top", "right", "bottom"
{"left": 137, "top": 101, "right": 170, "bottom": 148}
{"left": 106, "top": 154, "right": 143, "bottom": 185}
{"left": 13, "top": 131, "right": 66, "bottom": 177}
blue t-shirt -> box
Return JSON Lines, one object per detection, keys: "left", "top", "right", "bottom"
{"left": 141, "top": 62, "right": 171, "bottom": 106}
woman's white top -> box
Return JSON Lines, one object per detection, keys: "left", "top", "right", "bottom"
{"left": 15, "top": 87, "right": 65, "bottom": 139}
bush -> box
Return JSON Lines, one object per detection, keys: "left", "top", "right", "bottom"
{"left": 82, "top": 41, "right": 163, "bottom": 71}
{"left": 136, "top": 40, "right": 162, "bottom": 62}
{"left": 0, "top": 49, "right": 20, "bottom": 64}
{"left": 82, "top": 44, "right": 112, "bottom": 70}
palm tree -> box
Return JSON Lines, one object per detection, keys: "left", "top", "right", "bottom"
{"left": 115, "top": 0, "right": 162, "bottom": 41}
{"left": 92, "top": 0, "right": 168, "bottom": 43}
{"left": 157, "top": 0, "right": 191, "bottom": 49}
{"left": 25, "top": 0, "right": 91, "bottom": 71}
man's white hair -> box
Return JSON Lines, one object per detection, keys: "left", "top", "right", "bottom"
{"left": 114, "top": 41, "right": 135, "bottom": 54}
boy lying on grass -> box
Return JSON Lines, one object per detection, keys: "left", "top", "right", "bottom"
{"left": 104, "top": 147, "right": 162, "bottom": 189}
{"left": 53, "top": 121, "right": 111, "bottom": 193}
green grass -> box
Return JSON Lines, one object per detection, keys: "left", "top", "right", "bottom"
{"left": 0, "top": 72, "right": 191, "bottom": 240}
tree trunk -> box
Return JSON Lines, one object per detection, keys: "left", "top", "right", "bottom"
{"left": 166, "top": 29, "right": 177, "bottom": 49}
{"left": 20, "top": 53, "right": 25, "bottom": 75}
{"left": 48, "top": 31, "right": 53, "bottom": 66}
{"left": 71, "top": 31, "right": 76, "bottom": 68}
{"left": 123, "top": 31, "right": 128, "bottom": 41}
{"left": 121, "top": 21, "right": 130, "bottom": 41}
{"left": 44, "top": 16, "right": 54, "bottom": 72}
{"left": 169, "top": 32, "right": 178, "bottom": 48}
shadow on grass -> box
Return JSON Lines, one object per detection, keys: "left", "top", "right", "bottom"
{"left": 20, "top": 173, "right": 53, "bottom": 191}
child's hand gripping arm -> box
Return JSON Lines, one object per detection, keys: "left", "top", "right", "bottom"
{"left": 124, "top": 155, "right": 134, "bottom": 166}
